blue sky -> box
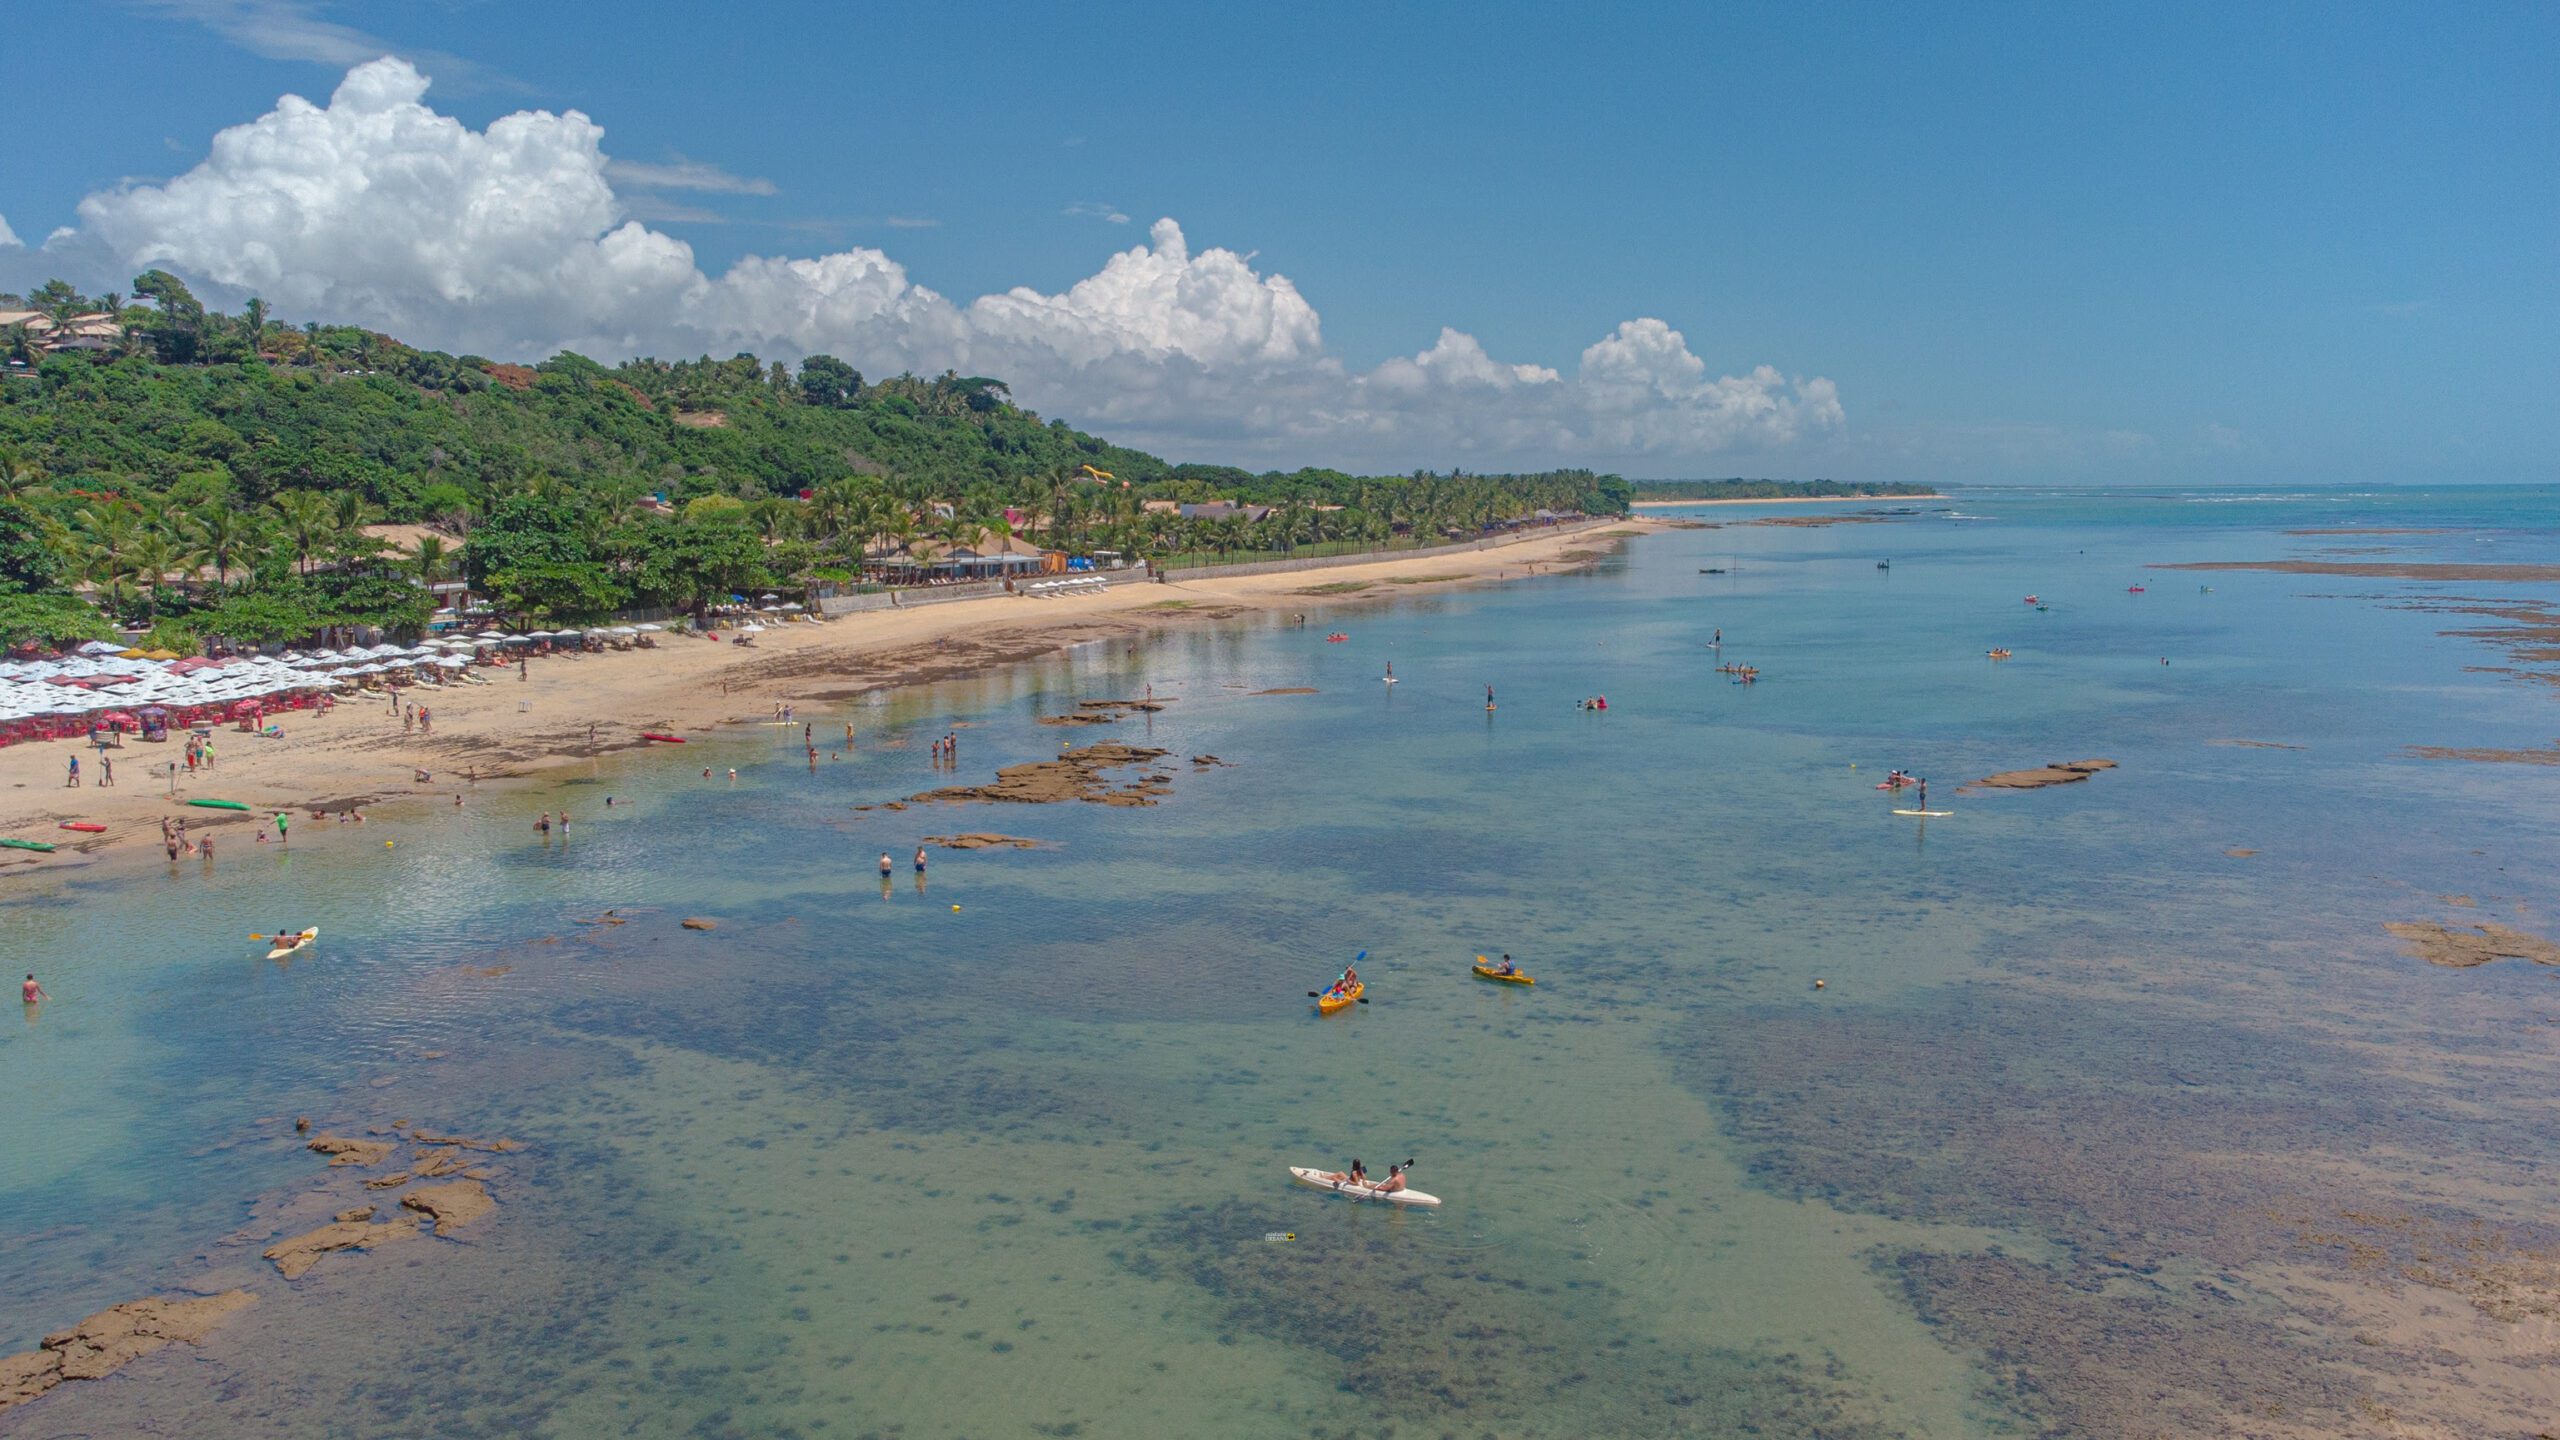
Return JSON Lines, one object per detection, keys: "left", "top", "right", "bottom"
{"left": 3, "top": 0, "right": 2552, "bottom": 483}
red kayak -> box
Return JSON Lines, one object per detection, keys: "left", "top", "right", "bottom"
{"left": 640, "top": 733, "right": 687, "bottom": 743}
{"left": 58, "top": 821, "right": 106, "bottom": 833}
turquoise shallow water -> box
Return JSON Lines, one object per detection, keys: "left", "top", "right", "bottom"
{"left": 7, "top": 485, "right": 2560, "bottom": 1436}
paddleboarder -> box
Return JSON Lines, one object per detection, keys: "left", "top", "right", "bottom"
{"left": 1917, "top": 778, "right": 1927, "bottom": 811}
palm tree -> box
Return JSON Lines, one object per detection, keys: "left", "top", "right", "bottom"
{"left": 328, "top": 491, "right": 380, "bottom": 562}
{"left": 269, "top": 492, "right": 334, "bottom": 576}
{"left": 72, "top": 503, "right": 144, "bottom": 608}
{"left": 242, "top": 296, "right": 270, "bottom": 352}
{"left": 185, "top": 507, "right": 261, "bottom": 589}
{"left": 0, "top": 451, "right": 42, "bottom": 501}
{"left": 125, "top": 528, "right": 183, "bottom": 622}
{"left": 414, "top": 535, "right": 452, "bottom": 587}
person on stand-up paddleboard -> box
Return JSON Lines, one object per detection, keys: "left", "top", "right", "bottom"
{"left": 1917, "top": 778, "right": 1927, "bottom": 811}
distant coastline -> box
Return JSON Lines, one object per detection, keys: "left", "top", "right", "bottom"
{"left": 1632, "top": 493, "right": 1944, "bottom": 508}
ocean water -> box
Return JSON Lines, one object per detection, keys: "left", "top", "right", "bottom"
{"left": 6, "top": 486, "right": 2560, "bottom": 1437}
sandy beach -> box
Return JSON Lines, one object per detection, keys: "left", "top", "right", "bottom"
{"left": 1629, "top": 494, "right": 1943, "bottom": 508}
{"left": 0, "top": 521, "right": 1651, "bottom": 871}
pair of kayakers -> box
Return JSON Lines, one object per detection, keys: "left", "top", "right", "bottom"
{"left": 1324, "top": 964, "right": 1359, "bottom": 998}
{"left": 1314, "top": 1159, "right": 1409, "bottom": 1194}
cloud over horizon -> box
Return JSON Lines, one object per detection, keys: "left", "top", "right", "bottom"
{"left": 12, "top": 59, "right": 1844, "bottom": 469}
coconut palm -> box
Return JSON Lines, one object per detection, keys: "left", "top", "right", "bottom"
{"left": 72, "top": 502, "right": 144, "bottom": 607}
{"left": 185, "top": 507, "right": 262, "bottom": 589}
{"left": 414, "top": 534, "right": 452, "bottom": 587}
{"left": 269, "top": 492, "right": 335, "bottom": 576}
{"left": 124, "top": 527, "right": 184, "bottom": 621}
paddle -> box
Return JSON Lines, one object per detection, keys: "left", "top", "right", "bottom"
{"left": 1347, "top": 1157, "right": 1420, "bottom": 1202}
{"left": 1306, "top": 949, "right": 1367, "bottom": 1002}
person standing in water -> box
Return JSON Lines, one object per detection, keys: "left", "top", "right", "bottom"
{"left": 1713, "top": 628, "right": 1722, "bottom": 649}
{"left": 913, "top": 846, "right": 928, "bottom": 874}
{"left": 879, "top": 852, "right": 894, "bottom": 879}
{"left": 1485, "top": 684, "right": 1495, "bottom": 711}
{"left": 22, "top": 973, "right": 47, "bottom": 1006}
{"left": 1384, "top": 661, "right": 1395, "bottom": 683}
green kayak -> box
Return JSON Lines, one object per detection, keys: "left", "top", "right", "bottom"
{"left": 186, "top": 798, "right": 250, "bottom": 811}
{"left": 1, "top": 838, "right": 57, "bottom": 853}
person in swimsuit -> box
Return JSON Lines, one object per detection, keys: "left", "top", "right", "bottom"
{"left": 914, "top": 846, "right": 928, "bottom": 873}
{"left": 1318, "top": 1159, "right": 1368, "bottom": 1187}
{"left": 1330, "top": 965, "right": 1359, "bottom": 997}
{"left": 22, "top": 974, "right": 47, "bottom": 1005}
{"left": 1375, "top": 1163, "right": 1408, "bottom": 1194}
{"left": 536, "top": 813, "right": 552, "bottom": 833}
{"left": 880, "top": 852, "right": 895, "bottom": 878}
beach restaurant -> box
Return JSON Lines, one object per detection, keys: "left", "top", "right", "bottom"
{"left": 871, "top": 536, "right": 1054, "bottom": 585}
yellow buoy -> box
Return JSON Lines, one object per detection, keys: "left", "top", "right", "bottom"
{"left": 385, "top": 840, "right": 395, "bottom": 848}
{"left": 951, "top": 904, "right": 962, "bottom": 912}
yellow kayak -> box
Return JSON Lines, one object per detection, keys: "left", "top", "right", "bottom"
{"left": 1472, "top": 957, "right": 1534, "bottom": 985}
{"left": 1315, "top": 981, "right": 1364, "bottom": 1015}
{"left": 265, "top": 927, "right": 318, "bottom": 961}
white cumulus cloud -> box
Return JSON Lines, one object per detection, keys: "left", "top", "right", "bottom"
{"left": 37, "top": 59, "right": 1844, "bottom": 470}
{"left": 0, "top": 213, "right": 19, "bottom": 249}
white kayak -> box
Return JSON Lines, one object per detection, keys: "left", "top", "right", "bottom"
{"left": 1289, "top": 1166, "right": 1441, "bottom": 1207}
{"left": 265, "top": 927, "right": 318, "bottom": 960}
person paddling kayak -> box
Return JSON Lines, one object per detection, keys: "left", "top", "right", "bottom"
{"left": 1326, "top": 964, "right": 1359, "bottom": 997}
{"left": 1375, "top": 1162, "right": 1410, "bottom": 1195}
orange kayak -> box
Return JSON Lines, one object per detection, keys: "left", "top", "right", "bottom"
{"left": 1315, "top": 981, "right": 1364, "bottom": 1015}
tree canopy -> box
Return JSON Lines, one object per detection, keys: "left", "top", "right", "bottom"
{"left": 0, "top": 274, "right": 1631, "bottom": 648}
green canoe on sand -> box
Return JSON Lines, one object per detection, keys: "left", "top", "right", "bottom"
{"left": 187, "top": 799, "right": 250, "bottom": 811}
{"left": 1, "top": 838, "right": 57, "bottom": 852}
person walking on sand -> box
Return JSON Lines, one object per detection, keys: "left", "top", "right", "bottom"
{"left": 65, "top": 755, "right": 78, "bottom": 788}
{"left": 100, "top": 754, "right": 112, "bottom": 787}
{"left": 418, "top": 706, "right": 430, "bottom": 734}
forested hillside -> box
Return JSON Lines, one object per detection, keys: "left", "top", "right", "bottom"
{"left": 0, "top": 273, "right": 1627, "bottom": 647}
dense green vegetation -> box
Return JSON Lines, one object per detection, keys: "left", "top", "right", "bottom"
{"left": 0, "top": 273, "right": 1627, "bottom": 649}
{"left": 1628, "top": 479, "right": 1937, "bottom": 501}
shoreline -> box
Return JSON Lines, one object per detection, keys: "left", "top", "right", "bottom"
{"left": 0, "top": 520, "right": 1658, "bottom": 877}
{"left": 1630, "top": 493, "right": 1944, "bottom": 508}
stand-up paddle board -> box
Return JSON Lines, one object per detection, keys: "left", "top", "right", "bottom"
{"left": 1892, "top": 809, "right": 1953, "bottom": 817}
{"left": 1289, "top": 1167, "right": 1441, "bottom": 1207}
